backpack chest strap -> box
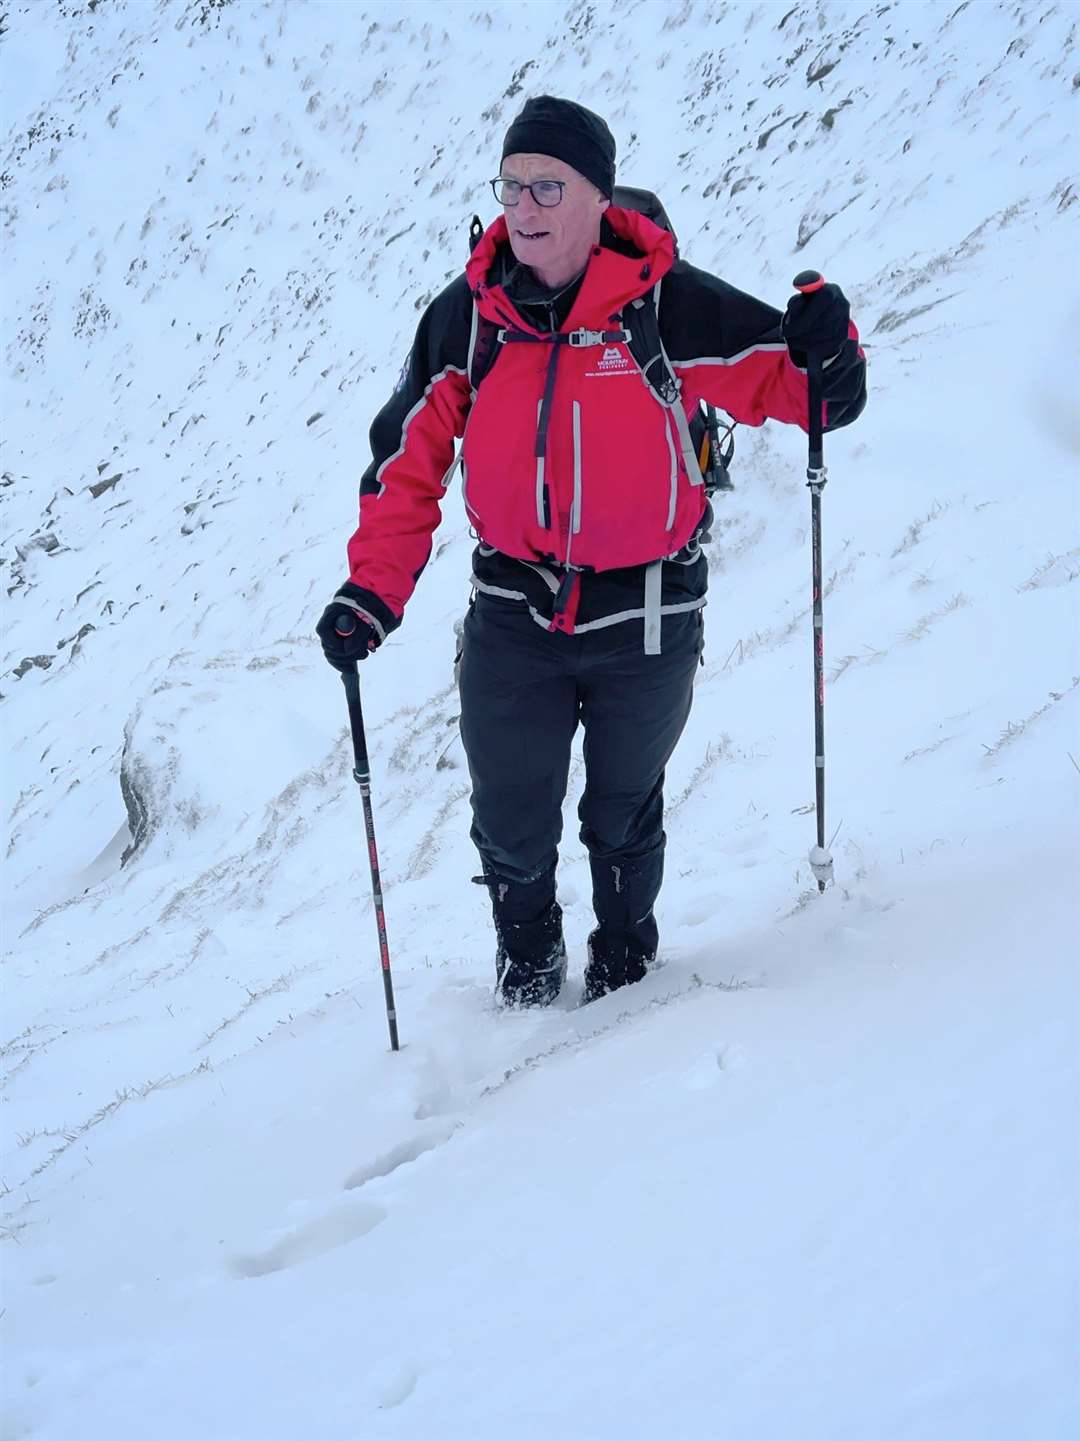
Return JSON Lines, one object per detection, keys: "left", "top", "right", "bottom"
{"left": 497, "top": 327, "right": 630, "bottom": 348}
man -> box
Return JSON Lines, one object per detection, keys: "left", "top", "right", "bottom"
{"left": 318, "top": 96, "right": 866, "bottom": 1007}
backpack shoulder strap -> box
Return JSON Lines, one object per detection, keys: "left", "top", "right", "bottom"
{"left": 626, "top": 281, "right": 708, "bottom": 489}
{"left": 625, "top": 283, "right": 681, "bottom": 408}
{"left": 467, "top": 298, "right": 501, "bottom": 395}
{"left": 626, "top": 280, "right": 736, "bottom": 494}
{"left": 465, "top": 214, "right": 506, "bottom": 395}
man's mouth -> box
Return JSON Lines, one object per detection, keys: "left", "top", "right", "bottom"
{"left": 516, "top": 229, "right": 549, "bottom": 241}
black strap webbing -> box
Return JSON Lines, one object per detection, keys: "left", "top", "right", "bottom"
{"left": 499, "top": 328, "right": 630, "bottom": 347}
{"left": 536, "top": 343, "right": 562, "bottom": 460}
{"left": 625, "top": 292, "right": 680, "bottom": 407}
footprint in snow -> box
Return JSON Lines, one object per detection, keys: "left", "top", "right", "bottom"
{"left": 228, "top": 1198, "right": 386, "bottom": 1279}
{"left": 343, "top": 1117, "right": 458, "bottom": 1190}
{"left": 228, "top": 1122, "right": 458, "bottom": 1280}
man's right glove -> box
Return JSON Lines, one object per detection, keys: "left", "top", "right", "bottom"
{"left": 316, "top": 586, "right": 381, "bottom": 672}
{"left": 781, "top": 281, "right": 851, "bottom": 369}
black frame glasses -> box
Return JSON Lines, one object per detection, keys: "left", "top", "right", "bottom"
{"left": 490, "top": 177, "right": 566, "bottom": 208}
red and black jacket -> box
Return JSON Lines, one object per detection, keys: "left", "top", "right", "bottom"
{"left": 344, "top": 206, "right": 866, "bottom": 643}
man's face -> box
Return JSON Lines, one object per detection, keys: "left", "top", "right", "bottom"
{"left": 499, "top": 152, "right": 609, "bottom": 278}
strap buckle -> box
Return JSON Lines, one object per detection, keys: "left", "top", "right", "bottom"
{"left": 566, "top": 328, "right": 607, "bottom": 348}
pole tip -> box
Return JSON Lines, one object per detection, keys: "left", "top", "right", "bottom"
{"left": 808, "top": 845, "right": 834, "bottom": 886}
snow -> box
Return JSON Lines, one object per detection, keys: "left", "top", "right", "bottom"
{"left": 2, "top": 1, "right": 1078, "bottom": 1437}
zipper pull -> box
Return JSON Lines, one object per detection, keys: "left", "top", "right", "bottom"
{"left": 553, "top": 569, "right": 576, "bottom": 612}
{"left": 549, "top": 570, "right": 580, "bottom": 633}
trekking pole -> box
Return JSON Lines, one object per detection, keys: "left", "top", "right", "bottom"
{"left": 333, "top": 615, "right": 400, "bottom": 1051}
{"left": 793, "top": 269, "right": 834, "bottom": 893}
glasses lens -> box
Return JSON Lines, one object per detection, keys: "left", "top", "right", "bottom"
{"left": 532, "top": 181, "right": 563, "bottom": 207}
{"left": 493, "top": 178, "right": 521, "bottom": 205}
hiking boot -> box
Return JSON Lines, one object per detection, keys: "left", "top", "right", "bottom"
{"left": 582, "top": 927, "right": 651, "bottom": 1003}
{"left": 497, "top": 932, "right": 568, "bottom": 1007}
{"left": 474, "top": 868, "right": 567, "bottom": 1007}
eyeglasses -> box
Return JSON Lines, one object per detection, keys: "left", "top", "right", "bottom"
{"left": 490, "top": 177, "right": 566, "bottom": 208}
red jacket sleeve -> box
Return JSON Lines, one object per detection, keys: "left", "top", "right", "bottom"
{"left": 343, "top": 277, "right": 473, "bottom": 635}
{"left": 661, "top": 262, "right": 866, "bottom": 434}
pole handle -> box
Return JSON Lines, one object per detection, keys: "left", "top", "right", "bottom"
{"left": 791, "top": 271, "right": 826, "bottom": 474}
{"left": 335, "top": 609, "right": 374, "bottom": 668}
{"left": 340, "top": 664, "right": 369, "bottom": 776}
{"left": 806, "top": 354, "right": 825, "bottom": 476}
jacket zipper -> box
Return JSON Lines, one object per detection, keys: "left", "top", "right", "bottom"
{"left": 547, "top": 401, "right": 586, "bottom": 633}
{"left": 535, "top": 400, "right": 551, "bottom": 527}
{"left": 569, "top": 401, "right": 583, "bottom": 552}
{"left": 663, "top": 412, "right": 678, "bottom": 530}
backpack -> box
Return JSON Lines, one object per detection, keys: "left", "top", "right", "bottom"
{"left": 467, "top": 185, "right": 735, "bottom": 496}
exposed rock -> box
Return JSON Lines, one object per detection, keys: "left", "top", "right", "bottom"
{"left": 89, "top": 472, "right": 122, "bottom": 499}
{"left": 14, "top": 654, "right": 54, "bottom": 679}
{"left": 119, "top": 728, "right": 156, "bottom": 867}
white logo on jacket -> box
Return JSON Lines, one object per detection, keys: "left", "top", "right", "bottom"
{"left": 586, "top": 346, "right": 632, "bottom": 379}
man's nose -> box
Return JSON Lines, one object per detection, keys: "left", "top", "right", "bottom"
{"left": 515, "top": 188, "right": 542, "bottom": 221}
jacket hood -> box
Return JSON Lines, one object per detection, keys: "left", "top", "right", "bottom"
{"left": 466, "top": 205, "right": 676, "bottom": 327}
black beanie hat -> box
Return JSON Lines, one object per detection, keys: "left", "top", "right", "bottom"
{"left": 501, "top": 95, "right": 617, "bottom": 199}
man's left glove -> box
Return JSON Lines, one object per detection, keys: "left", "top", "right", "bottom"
{"left": 782, "top": 282, "right": 851, "bottom": 368}
{"left": 316, "top": 584, "right": 382, "bottom": 672}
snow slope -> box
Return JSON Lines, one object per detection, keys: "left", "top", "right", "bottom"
{"left": 2, "top": 1, "right": 1078, "bottom": 1437}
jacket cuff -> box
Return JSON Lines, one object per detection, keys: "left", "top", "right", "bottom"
{"left": 337, "top": 582, "right": 400, "bottom": 641}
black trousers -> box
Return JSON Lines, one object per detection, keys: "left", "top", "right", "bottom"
{"left": 457, "top": 595, "right": 702, "bottom": 972}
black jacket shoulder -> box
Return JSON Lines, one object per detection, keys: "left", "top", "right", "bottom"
{"left": 413, "top": 271, "right": 474, "bottom": 378}
{"left": 359, "top": 273, "right": 473, "bottom": 498}
{"left": 659, "top": 259, "right": 785, "bottom": 363}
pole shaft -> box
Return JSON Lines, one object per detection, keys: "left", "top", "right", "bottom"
{"left": 807, "top": 354, "right": 828, "bottom": 890}
{"left": 811, "top": 484, "right": 826, "bottom": 852}
{"left": 807, "top": 351, "right": 825, "bottom": 471}
{"left": 341, "top": 668, "right": 400, "bottom": 1051}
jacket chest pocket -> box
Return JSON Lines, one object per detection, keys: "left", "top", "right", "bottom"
{"left": 574, "top": 391, "right": 687, "bottom": 527}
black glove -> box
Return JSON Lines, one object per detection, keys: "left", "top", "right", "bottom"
{"left": 316, "top": 585, "right": 381, "bottom": 672}
{"left": 782, "top": 282, "right": 851, "bottom": 368}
